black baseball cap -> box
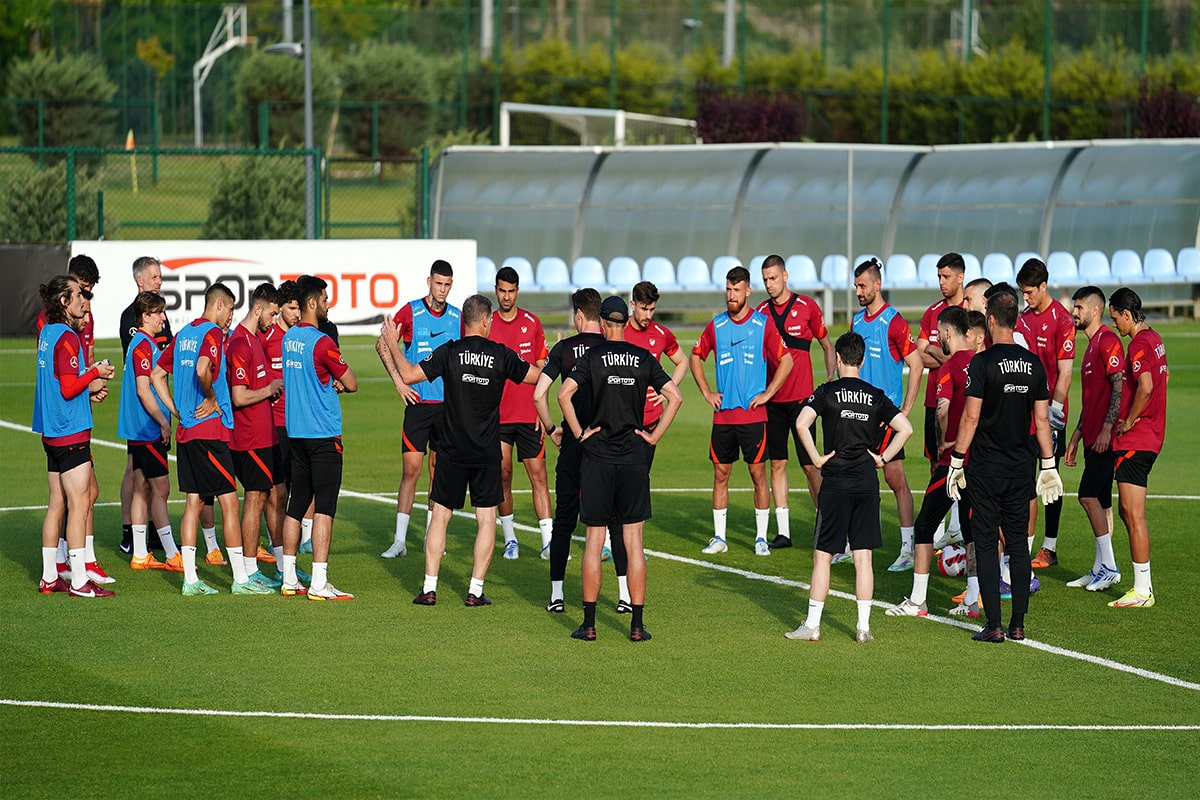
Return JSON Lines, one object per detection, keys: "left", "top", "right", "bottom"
{"left": 600, "top": 295, "right": 628, "bottom": 323}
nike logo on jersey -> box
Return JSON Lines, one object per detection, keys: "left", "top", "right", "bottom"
{"left": 431, "top": 331, "right": 446, "bottom": 337}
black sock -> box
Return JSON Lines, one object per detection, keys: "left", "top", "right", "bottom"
{"left": 631, "top": 604, "right": 644, "bottom": 629}
{"left": 1010, "top": 613, "right": 1025, "bottom": 629}
{"left": 122, "top": 524, "right": 132, "bottom": 538}
{"left": 582, "top": 601, "right": 596, "bottom": 628}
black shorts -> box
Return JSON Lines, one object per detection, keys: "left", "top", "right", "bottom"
{"left": 873, "top": 424, "right": 906, "bottom": 462}
{"left": 430, "top": 460, "right": 502, "bottom": 510}
{"left": 814, "top": 489, "right": 881, "bottom": 554}
{"left": 44, "top": 441, "right": 91, "bottom": 474}
{"left": 1114, "top": 450, "right": 1158, "bottom": 489}
{"left": 923, "top": 406, "right": 939, "bottom": 465}
{"left": 128, "top": 440, "right": 169, "bottom": 480}
{"left": 966, "top": 469, "right": 1033, "bottom": 555}
{"left": 275, "top": 426, "right": 291, "bottom": 488}
{"left": 500, "top": 422, "right": 545, "bottom": 461}
{"left": 710, "top": 422, "right": 767, "bottom": 465}
{"left": 233, "top": 447, "right": 276, "bottom": 493}
{"left": 402, "top": 403, "right": 444, "bottom": 454}
{"left": 286, "top": 437, "right": 343, "bottom": 519}
{"left": 765, "top": 401, "right": 815, "bottom": 466}
{"left": 914, "top": 465, "right": 973, "bottom": 545}
{"left": 177, "top": 439, "right": 238, "bottom": 497}
{"left": 1078, "top": 447, "right": 1116, "bottom": 508}
{"left": 580, "top": 457, "right": 651, "bottom": 526}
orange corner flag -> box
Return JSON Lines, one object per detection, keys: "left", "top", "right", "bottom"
{"left": 125, "top": 129, "right": 135, "bottom": 150}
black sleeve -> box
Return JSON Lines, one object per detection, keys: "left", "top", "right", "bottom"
{"left": 420, "top": 342, "right": 448, "bottom": 382}
{"left": 503, "top": 345, "right": 531, "bottom": 385}
{"left": 1032, "top": 359, "right": 1050, "bottom": 402}
{"left": 543, "top": 341, "right": 565, "bottom": 382}
{"left": 965, "top": 355, "right": 986, "bottom": 399}
{"left": 566, "top": 351, "right": 592, "bottom": 388}
{"left": 319, "top": 319, "right": 340, "bottom": 346}
{"left": 879, "top": 395, "right": 902, "bottom": 424}
{"left": 802, "top": 384, "right": 826, "bottom": 416}
{"left": 119, "top": 305, "right": 135, "bottom": 357}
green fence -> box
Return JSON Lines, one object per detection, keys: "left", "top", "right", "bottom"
{"left": 0, "top": 146, "right": 429, "bottom": 243}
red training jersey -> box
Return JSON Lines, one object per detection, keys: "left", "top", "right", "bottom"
{"left": 755, "top": 292, "right": 828, "bottom": 403}
{"left": 259, "top": 324, "right": 288, "bottom": 427}
{"left": 624, "top": 319, "right": 681, "bottom": 425}
{"left": 918, "top": 297, "right": 967, "bottom": 408}
{"left": 37, "top": 308, "right": 95, "bottom": 361}
{"left": 1079, "top": 324, "right": 1124, "bottom": 447}
{"left": 227, "top": 323, "right": 278, "bottom": 451}
{"left": 1014, "top": 300, "right": 1076, "bottom": 416}
{"left": 489, "top": 308, "right": 547, "bottom": 424}
{"left": 933, "top": 348, "right": 973, "bottom": 467}
{"left": 692, "top": 314, "right": 786, "bottom": 425}
{"left": 1115, "top": 328, "right": 1168, "bottom": 454}
{"left": 159, "top": 321, "right": 230, "bottom": 444}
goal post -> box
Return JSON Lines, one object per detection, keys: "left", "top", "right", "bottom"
{"left": 498, "top": 102, "right": 702, "bottom": 147}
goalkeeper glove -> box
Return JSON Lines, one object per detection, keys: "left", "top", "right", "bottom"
{"left": 947, "top": 452, "right": 967, "bottom": 501}
{"left": 1036, "top": 456, "right": 1064, "bottom": 505}
{"left": 1049, "top": 400, "right": 1066, "bottom": 432}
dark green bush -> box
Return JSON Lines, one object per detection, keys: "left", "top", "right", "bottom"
{"left": 338, "top": 42, "right": 439, "bottom": 157}
{"left": 201, "top": 155, "right": 305, "bottom": 239}
{"left": 0, "top": 161, "right": 112, "bottom": 243}
{"left": 5, "top": 51, "right": 118, "bottom": 157}
{"left": 236, "top": 48, "right": 337, "bottom": 150}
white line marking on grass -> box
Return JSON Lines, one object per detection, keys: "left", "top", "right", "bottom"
{"left": 1, "top": 699, "right": 1197, "bottom": 731}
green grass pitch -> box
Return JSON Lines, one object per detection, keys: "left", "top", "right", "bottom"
{"left": 2, "top": 322, "right": 1199, "bottom": 798}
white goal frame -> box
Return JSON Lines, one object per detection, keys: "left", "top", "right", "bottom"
{"left": 498, "top": 102, "right": 701, "bottom": 147}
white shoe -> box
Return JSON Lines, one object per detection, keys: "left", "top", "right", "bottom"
{"left": 885, "top": 596, "right": 928, "bottom": 617}
{"left": 933, "top": 527, "right": 964, "bottom": 550}
{"left": 701, "top": 537, "right": 728, "bottom": 555}
{"left": 887, "top": 549, "right": 914, "bottom": 572}
{"left": 855, "top": 629, "right": 875, "bottom": 643}
{"left": 754, "top": 538, "right": 770, "bottom": 556}
{"left": 503, "top": 540, "right": 519, "bottom": 560}
{"left": 1086, "top": 564, "right": 1122, "bottom": 592}
{"left": 1066, "top": 570, "right": 1096, "bottom": 588}
{"left": 381, "top": 541, "right": 407, "bottom": 558}
{"left": 785, "top": 623, "right": 820, "bottom": 641}
{"left": 307, "top": 582, "right": 354, "bottom": 601}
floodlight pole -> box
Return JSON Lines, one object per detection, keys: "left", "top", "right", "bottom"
{"left": 303, "top": 0, "right": 315, "bottom": 239}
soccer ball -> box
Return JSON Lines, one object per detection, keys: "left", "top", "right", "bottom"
{"left": 937, "top": 544, "right": 967, "bottom": 577}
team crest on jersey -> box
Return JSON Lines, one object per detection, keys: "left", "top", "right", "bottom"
{"left": 1109, "top": 355, "right": 1120, "bottom": 368}
{"left": 235, "top": 367, "right": 246, "bottom": 380}
{"left": 1063, "top": 339, "right": 1074, "bottom": 353}
{"left": 649, "top": 338, "right": 657, "bottom": 347}
{"left": 521, "top": 326, "right": 528, "bottom": 334}
{"left": 70, "top": 356, "right": 78, "bottom": 369}
{"left": 140, "top": 358, "right": 150, "bottom": 371}
{"left": 1133, "top": 360, "right": 1142, "bottom": 373}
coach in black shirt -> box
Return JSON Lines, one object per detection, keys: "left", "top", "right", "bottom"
{"left": 559, "top": 296, "right": 682, "bottom": 643}
{"left": 948, "top": 291, "right": 1062, "bottom": 643}
{"left": 384, "top": 293, "right": 538, "bottom": 607}
{"left": 785, "top": 331, "right": 912, "bottom": 644}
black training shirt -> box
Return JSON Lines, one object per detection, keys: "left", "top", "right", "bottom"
{"left": 802, "top": 377, "right": 901, "bottom": 493}
{"left": 567, "top": 340, "right": 671, "bottom": 465}
{"left": 964, "top": 342, "right": 1049, "bottom": 477}
{"left": 544, "top": 332, "right": 606, "bottom": 436}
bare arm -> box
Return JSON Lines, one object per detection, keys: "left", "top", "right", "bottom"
{"left": 1052, "top": 357, "right": 1073, "bottom": 406}
{"left": 232, "top": 379, "right": 282, "bottom": 408}
{"left": 751, "top": 352, "right": 793, "bottom": 408}
{"left": 920, "top": 337, "right": 948, "bottom": 369}
{"left": 795, "top": 405, "right": 828, "bottom": 467}
{"left": 533, "top": 372, "right": 563, "bottom": 449}
{"left": 817, "top": 334, "right": 835, "bottom": 382}
{"left": 1114, "top": 371, "right": 1154, "bottom": 438}
{"left": 378, "top": 316, "right": 419, "bottom": 403}
{"left": 521, "top": 363, "right": 543, "bottom": 386}
{"left": 638, "top": 381, "right": 683, "bottom": 447}
{"left": 336, "top": 364, "right": 358, "bottom": 393}
{"left": 150, "top": 364, "right": 178, "bottom": 419}
{"left": 193, "top": 355, "right": 218, "bottom": 419}
{"left": 690, "top": 352, "right": 721, "bottom": 411}
{"left": 666, "top": 346, "right": 690, "bottom": 386}
{"left": 935, "top": 396, "right": 950, "bottom": 455}
{"left": 558, "top": 377, "right": 590, "bottom": 440}
{"left": 1033, "top": 399, "right": 1054, "bottom": 459}
{"left": 900, "top": 348, "right": 924, "bottom": 416}
{"left": 880, "top": 411, "right": 914, "bottom": 463}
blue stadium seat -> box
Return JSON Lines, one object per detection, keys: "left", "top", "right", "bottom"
{"left": 1109, "top": 249, "right": 1143, "bottom": 282}
{"left": 853, "top": 254, "right": 881, "bottom": 272}
{"left": 1143, "top": 248, "right": 1177, "bottom": 281}
{"left": 535, "top": 256, "right": 571, "bottom": 292}
{"left": 982, "top": 253, "right": 1014, "bottom": 284}
{"left": 571, "top": 256, "right": 607, "bottom": 291}
{"left": 820, "top": 254, "right": 849, "bottom": 288}
{"left": 962, "top": 253, "right": 982, "bottom": 283}
{"left": 640, "top": 256, "right": 679, "bottom": 291}
{"left": 1046, "top": 251, "right": 1079, "bottom": 284}
{"left": 501, "top": 256, "right": 536, "bottom": 290}
{"left": 476, "top": 256, "right": 497, "bottom": 289}
{"left": 1078, "top": 250, "right": 1111, "bottom": 284}
{"left": 916, "top": 254, "right": 941, "bottom": 288}
{"left": 676, "top": 256, "right": 714, "bottom": 290}
{"left": 711, "top": 255, "right": 743, "bottom": 287}
{"left": 1177, "top": 247, "right": 1200, "bottom": 279}
{"left": 784, "top": 254, "right": 820, "bottom": 290}
{"left": 884, "top": 253, "right": 921, "bottom": 288}
{"left": 748, "top": 255, "right": 768, "bottom": 290}
{"left": 607, "top": 256, "right": 641, "bottom": 293}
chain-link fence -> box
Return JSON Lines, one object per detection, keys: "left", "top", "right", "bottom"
{"left": 0, "top": 146, "right": 429, "bottom": 243}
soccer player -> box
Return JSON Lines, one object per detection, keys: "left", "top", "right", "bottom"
{"left": 151, "top": 283, "right": 266, "bottom": 596}
{"left": 228, "top": 283, "right": 285, "bottom": 590}
{"left": 34, "top": 275, "right": 116, "bottom": 597}
{"left": 117, "top": 291, "right": 181, "bottom": 571}
{"left": 756, "top": 255, "right": 834, "bottom": 549}
{"left": 886, "top": 306, "right": 975, "bottom": 618}
{"left": 377, "top": 260, "right": 461, "bottom": 559}
{"left": 1107, "top": 288, "right": 1168, "bottom": 609}
{"left": 278, "top": 275, "right": 358, "bottom": 601}
{"left": 118, "top": 256, "right": 174, "bottom": 555}
{"left": 690, "top": 265, "right": 793, "bottom": 556}
{"left": 850, "top": 258, "right": 924, "bottom": 571}
{"left": 947, "top": 290, "right": 1062, "bottom": 642}
{"left": 534, "top": 288, "right": 608, "bottom": 612}
{"left": 1015, "top": 258, "right": 1076, "bottom": 569}
{"left": 383, "top": 294, "right": 537, "bottom": 607}
{"left": 1063, "top": 286, "right": 1124, "bottom": 591}
{"left": 785, "top": 331, "right": 912, "bottom": 643}
{"left": 559, "top": 295, "right": 682, "bottom": 642}
{"left": 489, "top": 265, "right": 552, "bottom": 560}
{"left": 963, "top": 277, "right": 992, "bottom": 315}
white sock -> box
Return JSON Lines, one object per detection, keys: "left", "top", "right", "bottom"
{"left": 713, "top": 508, "right": 727, "bottom": 541}
{"left": 1026, "top": 534, "right": 1034, "bottom": 552}
{"left": 1097, "top": 532, "right": 1116, "bottom": 570}
{"left": 804, "top": 598, "right": 825, "bottom": 628}
{"left": 1132, "top": 560, "right": 1152, "bottom": 595}
{"left": 550, "top": 579, "right": 564, "bottom": 603}
{"left": 227, "top": 546, "right": 248, "bottom": 583}
{"left": 932, "top": 520, "right": 945, "bottom": 544}
{"left": 311, "top": 561, "right": 328, "bottom": 591}
{"left": 469, "top": 577, "right": 485, "bottom": 597}
{"left": 949, "top": 501, "right": 961, "bottom": 533}
{"left": 1042, "top": 535, "right": 1058, "bottom": 553}
{"left": 603, "top": 530, "right": 612, "bottom": 550}
{"left": 424, "top": 574, "right": 438, "bottom": 593}
{"left": 84, "top": 534, "right": 97, "bottom": 562}
{"left": 857, "top": 599, "right": 872, "bottom": 632}
{"left": 500, "top": 514, "right": 516, "bottom": 544}
{"left": 394, "top": 511, "right": 410, "bottom": 544}
{"left": 243, "top": 554, "right": 258, "bottom": 577}
{"left": 910, "top": 572, "right": 930, "bottom": 606}
{"left": 775, "top": 507, "right": 790, "bottom": 539}
{"left": 41, "top": 546, "right": 57, "bottom": 583}
{"left": 57, "top": 537, "right": 68, "bottom": 563}
{"left": 132, "top": 524, "right": 149, "bottom": 559}
{"left": 425, "top": 509, "right": 433, "bottom": 532}
{"left": 68, "top": 547, "right": 88, "bottom": 590}
{"left": 157, "top": 526, "right": 179, "bottom": 558}
{"left": 182, "top": 546, "right": 198, "bottom": 584}
{"left": 617, "top": 575, "right": 630, "bottom": 604}
{"left": 271, "top": 545, "right": 284, "bottom": 565}
{"left": 754, "top": 507, "right": 770, "bottom": 540}
{"left": 283, "top": 555, "right": 298, "bottom": 585}
{"left": 539, "top": 518, "right": 553, "bottom": 550}
{"left": 964, "top": 576, "right": 980, "bottom": 605}
{"left": 900, "top": 526, "right": 914, "bottom": 551}
{"left": 301, "top": 517, "right": 313, "bottom": 544}
{"left": 202, "top": 526, "right": 218, "bottom": 552}
{"left": 1001, "top": 553, "right": 1011, "bottom": 584}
